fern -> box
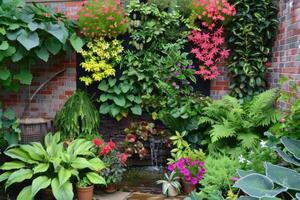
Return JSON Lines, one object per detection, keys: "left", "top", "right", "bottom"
{"left": 210, "top": 123, "right": 236, "bottom": 143}
{"left": 54, "top": 90, "right": 100, "bottom": 139}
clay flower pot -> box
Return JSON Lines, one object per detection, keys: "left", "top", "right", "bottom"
{"left": 76, "top": 185, "right": 94, "bottom": 200}
{"left": 162, "top": 184, "right": 178, "bottom": 197}
{"left": 104, "top": 184, "right": 117, "bottom": 193}
{"left": 181, "top": 180, "right": 196, "bottom": 194}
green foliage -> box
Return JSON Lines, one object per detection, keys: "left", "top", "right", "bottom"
{"left": 199, "top": 89, "right": 281, "bottom": 152}
{"left": 0, "top": 104, "right": 21, "bottom": 151}
{"left": 157, "top": 171, "right": 181, "bottom": 196}
{"left": 226, "top": 0, "right": 278, "bottom": 99}
{"left": 0, "top": 0, "right": 84, "bottom": 91}
{"left": 54, "top": 91, "right": 100, "bottom": 139}
{"left": 78, "top": 176, "right": 92, "bottom": 188}
{"left": 78, "top": 0, "right": 129, "bottom": 38}
{"left": 0, "top": 132, "right": 106, "bottom": 200}
{"left": 147, "top": 0, "right": 192, "bottom": 15}
{"left": 199, "top": 155, "right": 240, "bottom": 200}
{"left": 234, "top": 137, "right": 300, "bottom": 199}
{"left": 98, "top": 77, "right": 142, "bottom": 121}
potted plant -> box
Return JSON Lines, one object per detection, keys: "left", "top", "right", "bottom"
{"left": 156, "top": 171, "right": 181, "bottom": 197}
{"left": 92, "top": 138, "right": 128, "bottom": 193}
{"left": 168, "top": 158, "right": 205, "bottom": 194}
{"left": 76, "top": 177, "right": 94, "bottom": 200}
{"left": 0, "top": 132, "right": 106, "bottom": 200}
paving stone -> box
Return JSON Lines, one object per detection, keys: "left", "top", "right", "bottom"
{"left": 94, "top": 191, "right": 131, "bottom": 200}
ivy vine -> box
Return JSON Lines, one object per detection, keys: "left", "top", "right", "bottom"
{"left": 226, "top": 0, "right": 278, "bottom": 100}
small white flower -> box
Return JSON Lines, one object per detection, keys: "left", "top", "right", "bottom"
{"left": 246, "top": 160, "right": 252, "bottom": 165}
{"left": 260, "top": 140, "right": 267, "bottom": 148}
{"left": 238, "top": 155, "right": 246, "bottom": 163}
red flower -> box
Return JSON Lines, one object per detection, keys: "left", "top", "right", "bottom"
{"left": 108, "top": 141, "right": 115, "bottom": 149}
{"left": 100, "top": 145, "right": 111, "bottom": 155}
{"left": 117, "top": 153, "right": 128, "bottom": 166}
{"left": 93, "top": 138, "right": 102, "bottom": 147}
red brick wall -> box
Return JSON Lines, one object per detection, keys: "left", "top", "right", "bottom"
{"left": 269, "top": 0, "right": 300, "bottom": 107}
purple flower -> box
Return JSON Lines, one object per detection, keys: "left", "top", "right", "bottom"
{"left": 168, "top": 164, "right": 175, "bottom": 171}
{"left": 191, "top": 178, "right": 198, "bottom": 185}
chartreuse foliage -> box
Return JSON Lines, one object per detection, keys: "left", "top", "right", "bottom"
{"left": 199, "top": 88, "right": 281, "bottom": 152}
{"left": 226, "top": 0, "right": 278, "bottom": 99}
{"left": 0, "top": 0, "right": 84, "bottom": 91}
{"left": 0, "top": 103, "right": 21, "bottom": 150}
{"left": 234, "top": 137, "right": 300, "bottom": 199}
{"left": 0, "top": 132, "right": 106, "bottom": 200}
{"left": 54, "top": 91, "right": 100, "bottom": 139}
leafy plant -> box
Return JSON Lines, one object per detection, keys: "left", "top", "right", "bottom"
{"left": 0, "top": 132, "right": 106, "bottom": 200}
{"left": 0, "top": 0, "right": 84, "bottom": 91}
{"left": 0, "top": 104, "right": 21, "bottom": 150}
{"left": 198, "top": 155, "right": 240, "bottom": 200}
{"left": 80, "top": 38, "right": 123, "bottom": 85}
{"left": 233, "top": 137, "right": 300, "bottom": 199}
{"left": 54, "top": 91, "right": 100, "bottom": 139}
{"left": 78, "top": 177, "right": 92, "bottom": 188}
{"left": 226, "top": 0, "right": 278, "bottom": 99}
{"left": 199, "top": 88, "right": 281, "bottom": 152}
{"left": 98, "top": 77, "right": 142, "bottom": 121}
{"left": 156, "top": 171, "right": 181, "bottom": 196}
{"left": 78, "top": 0, "right": 129, "bottom": 38}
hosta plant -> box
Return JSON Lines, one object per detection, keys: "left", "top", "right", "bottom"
{"left": 233, "top": 137, "right": 300, "bottom": 199}
{"left": 0, "top": 132, "right": 106, "bottom": 200}
{"left": 0, "top": 0, "right": 84, "bottom": 91}
{"left": 78, "top": 0, "right": 129, "bottom": 38}
{"left": 54, "top": 90, "right": 100, "bottom": 139}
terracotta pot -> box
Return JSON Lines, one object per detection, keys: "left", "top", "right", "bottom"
{"left": 40, "top": 188, "right": 55, "bottom": 200}
{"left": 181, "top": 180, "right": 196, "bottom": 194}
{"left": 104, "top": 184, "right": 117, "bottom": 193}
{"left": 76, "top": 185, "right": 94, "bottom": 200}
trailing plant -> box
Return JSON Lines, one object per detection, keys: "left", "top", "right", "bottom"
{"left": 78, "top": 0, "right": 129, "bottom": 38}
{"left": 123, "top": 121, "right": 168, "bottom": 159}
{"left": 156, "top": 171, "right": 181, "bottom": 196}
{"left": 226, "top": 0, "right": 278, "bottom": 99}
{"left": 54, "top": 91, "right": 100, "bottom": 139}
{"left": 0, "top": 132, "right": 106, "bottom": 200}
{"left": 98, "top": 77, "right": 142, "bottom": 121}
{"left": 233, "top": 137, "right": 300, "bottom": 199}
{"left": 199, "top": 88, "right": 281, "bottom": 152}
{"left": 0, "top": 0, "right": 84, "bottom": 91}
{"left": 0, "top": 104, "right": 21, "bottom": 151}
{"left": 198, "top": 155, "right": 240, "bottom": 200}
{"left": 80, "top": 38, "right": 123, "bottom": 85}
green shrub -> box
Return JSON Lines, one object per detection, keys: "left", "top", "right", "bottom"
{"left": 54, "top": 91, "right": 100, "bottom": 139}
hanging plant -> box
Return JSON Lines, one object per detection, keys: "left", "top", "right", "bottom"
{"left": 78, "top": 0, "right": 129, "bottom": 38}
{"left": 80, "top": 38, "right": 123, "bottom": 85}
{"left": 0, "top": 1, "right": 84, "bottom": 91}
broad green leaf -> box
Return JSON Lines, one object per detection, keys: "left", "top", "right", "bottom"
{"left": 266, "top": 162, "right": 300, "bottom": 190}
{"left": 3, "top": 107, "right": 15, "bottom": 120}
{"left": 89, "top": 157, "right": 106, "bottom": 171}
{"left": 3, "top": 46, "right": 16, "bottom": 57}
{"left": 71, "top": 157, "right": 92, "bottom": 169}
{"left": 0, "top": 41, "right": 9, "bottom": 50}
{"left": 5, "top": 169, "right": 33, "bottom": 190}
{"left": 98, "top": 81, "right": 109, "bottom": 91}
{"left": 69, "top": 33, "right": 84, "bottom": 52}
{"left": 113, "top": 96, "right": 126, "bottom": 107}
{"left": 17, "top": 31, "right": 39, "bottom": 50}
{"left": 58, "top": 168, "right": 72, "bottom": 186}
{"left": 120, "top": 83, "right": 130, "bottom": 93}
{"left": 28, "top": 22, "right": 39, "bottom": 31}
{"left": 14, "top": 68, "right": 33, "bottom": 85}
{"left": 0, "top": 172, "right": 12, "bottom": 182}
{"left": 5, "top": 148, "right": 36, "bottom": 164}
{"left": 0, "top": 67, "right": 10, "bottom": 80}
{"left": 276, "top": 149, "right": 300, "bottom": 166}
{"left": 233, "top": 173, "right": 287, "bottom": 198}
{"left": 12, "top": 46, "right": 27, "bottom": 62}
{"left": 46, "top": 24, "right": 68, "bottom": 44}
{"left": 31, "top": 176, "right": 51, "bottom": 197}
{"left": 108, "top": 78, "right": 116, "bottom": 87}
{"left": 134, "top": 96, "right": 142, "bottom": 104}
{"left": 20, "top": 144, "right": 44, "bottom": 161}
{"left": 17, "top": 185, "right": 32, "bottom": 200}
{"left": 111, "top": 105, "right": 120, "bottom": 117}
{"left": 281, "top": 137, "right": 300, "bottom": 159}
{"left": 51, "top": 178, "right": 73, "bottom": 200}
{"left": 131, "top": 104, "right": 142, "bottom": 115}
{"left": 45, "top": 37, "right": 61, "bottom": 55}
{"left": 0, "top": 161, "right": 25, "bottom": 170}
{"left": 100, "top": 103, "right": 110, "bottom": 114}
{"left": 86, "top": 172, "right": 106, "bottom": 185}
{"left": 33, "top": 163, "right": 49, "bottom": 174}
{"left": 35, "top": 46, "right": 49, "bottom": 62}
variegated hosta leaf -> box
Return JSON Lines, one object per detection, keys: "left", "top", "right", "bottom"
{"left": 5, "top": 169, "right": 33, "bottom": 190}
{"left": 17, "top": 185, "right": 32, "bottom": 200}
{"left": 276, "top": 149, "right": 300, "bottom": 166}
{"left": 51, "top": 178, "right": 73, "bottom": 200}
{"left": 266, "top": 162, "right": 300, "bottom": 191}
{"left": 31, "top": 176, "right": 51, "bottom": 197}
{"left": 0, "top": 161, "right": 25, "bottom": 170}
{"left": 233, "top": 173, "right": 287, "bottom": 198}
{"left": 281, "top": 137, "right": 300, "bottom": 159}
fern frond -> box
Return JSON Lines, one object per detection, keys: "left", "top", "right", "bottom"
{"left": 210, "top": 123, "right": 236, "bottom": 143}
{"left": 237, "top": 133, "right": 260, "bottom": 149}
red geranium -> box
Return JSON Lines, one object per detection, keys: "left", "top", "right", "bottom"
{"left": 108, "top": 141, "right": 115, "bottom": 149}
{"left": 100, "top": 145, "right": 112, "bottom": 156}
{"left": 93, "top": 138, "right": 103, "bottom": 147}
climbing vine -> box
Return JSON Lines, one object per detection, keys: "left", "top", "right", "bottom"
{"left": 226, "top": 0, "right": 278, "bottom": 100}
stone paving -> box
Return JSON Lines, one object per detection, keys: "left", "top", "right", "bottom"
{"left": 94, "top": 192, "right": 186, "bottom": 200}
